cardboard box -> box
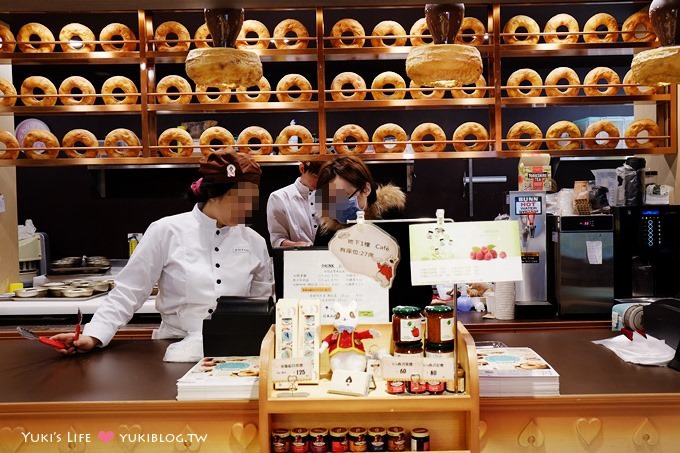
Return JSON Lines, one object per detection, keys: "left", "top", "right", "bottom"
{"left": 518, "top": 154, "right": 551, "bottom": 191}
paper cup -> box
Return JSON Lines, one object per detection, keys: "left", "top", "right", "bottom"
{"left": 494, "top": 282, "right": 515, "bottom": 320}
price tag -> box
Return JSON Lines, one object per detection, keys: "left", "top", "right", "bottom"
{"left": 380, "top": 356, "right": 423, "bottom": 381}
{"left": 271, "top": 358, "right": 313, "bottom": 383}
{"left": 423, "top": 357, "right": 454, "bottom": 381}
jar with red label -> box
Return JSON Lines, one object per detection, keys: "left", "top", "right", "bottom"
{"left": 410, "top": 428, "right": 430, "bottom": 451}
{"left": 348, "top": 427, "right": 368, "bottom": 452}
{"left": 424, "top": 304, "right": 454, "bottom": 345}
{"left": 330, "top": 427, "right": 348, "bottom": 452}
{"left": 367, "top": 427, "right": 386, "bottom": 452}
{"left": 272, "top": 428, "right": 291, "bottom": 453}
{"left": 392, "top": 306, "right": 423, "bottom": 343}
{"left": 425, "top": 341, "right": 454, "bottom": 394}
{"left": 386, "top": 426, "right": 406, "bottom": 452}
{"left": 309, "top": 428, "right": 329, "bottom": 453}
{"left": 393, "top": 341, "right": 425, "bottom": 394}
{"left": 291, "top": 427, "right": 309, "bottom": 453}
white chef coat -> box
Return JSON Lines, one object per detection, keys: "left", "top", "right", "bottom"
{"left": 83, "top": 204, "right": 274, "bottom": 347}
{"left": 266, "top": 177, "right": 317, "bottom": 247}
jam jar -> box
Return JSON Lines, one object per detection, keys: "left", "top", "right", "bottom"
{"left": 272, "top": 428, "right": 291, "bottom": 453}
{"left": 348, "top": 427, "right": 368, "bottom": 452}
{"left": 291, "top": 427, "right": 309, "bottom": 453}
{"left": 367, "top": 427, "right": 386, "bottom": 452}
{"left": 394, "top": 341, "right": 425, "bottom": 394}
{"left": 424, "top": 304, "right": 454, "bottom": 345}
{"left": 330, "top": 427, "right": 349, "bottom": 452}
{"left": 410, "top": 428, "right": 430, "bottom": 451}
{"left": 392, "top": 306, "right": 423, "bottom": 343}
{"left": 386, "top": 426, "right": 406, "bottom": 452}
{"left": 424, "top": 341, "right": 454, "bottom": 394}
{"left": 309, "top": 427, "right": 329, "bottom": 453}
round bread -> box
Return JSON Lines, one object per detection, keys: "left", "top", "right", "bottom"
{"left": 236, "top": 20, "right": 270, "bottom": 49}
{"left": 0, "top": 78, "right": 17, "bottom": 107}
{"left": 456, "top": 17, "right": 486, "bottom": 45}
{"left": 20, "top": 76, "right": 57, "bottom": 106}
{"left": 506, "top": 121, "right": 543, "bottom": 151}
{"left": 58, "top": 76, "right": 96, "bottom": 105}
{"left": 273, "top": 19, "right": 309, "bottom": 50}
{"left": 411, "top": 122, "right": 447, "bottom": 153}
{"left": 406, "top": 43, "right": 483, "bottom": 87}
{"left": 62, "top": 129, "right": 98, "bottom": 158}
{"left": 506, "top": 69, "right": 543, "bottom": 97}
{"left": 99, "top": 23, "right": 137, "bottom": 52}
{"left": 276, "top": 74, "right": 313, "bottom": 102}
{"left": 409, "top": 80, "right": 445, "bottom": 100}
{"left": 333, "top": 124, "right": 369, "bottom": 154}
{"left": 101, "top": 76, "right": 138, "bottom": 105}
{"left": 584, "top": 120, "right": 620, "bottom": 149}
{"left": 543, "top": 13, "right": 580, "bottom": 44}
{"left": 157, "top": 127, "right": 194, "bottom": 157}
{"left": 451, "top": 74, "right": 487, "bottom": 98}
{"left": 502, "top": 15, "right": 540, "bottom": 45}
{"left": 154, "top": 21, "right": 190, "bottom": 52}
{"left": 236, "top": 126, "right": 273, "bottom": 155}
{"left": 546, "top": 120, "right": 582, "bottom": 150}
{"left": 235, "top": 76, "right": 271, "bottom": 103}
{"left": 104, "top": 128, "right": 141, "bottom": 157}
{"left": 624, "top": 119, "right": 661, "bottom": 149}
{"left": 584, "top": 67, "right": 620, "bottom": 96}
{"left": 622, "top": 69, "right": 657, "bottom": 96}
{"left": 276, "top": 125, "right": 314, "bottom": 155}
{"left": 199, "top": 126, "right": 235, "bottom": 156}
{"left": 371, "top": 71, "right": 406, "bottom": 101}
{"left": 583, "top": 13, "right": 619, "bottom": 43}
{"left": 156, "top": 75, "right": 192, "bottom": 104}
{"left": 622, "top": 11, "right": 656, "bottom": 43}
{"left": 59, "top": 23, "right": 96, "bottom": 52}
{"left": 17, "top": 23, "right": 55, "bottom": 53}
{"left": 545, "top": 67, "right": 580, "bottom": 97}
{"left": 0, "top": 131, "right": 20, "bottom": 159}
{"left": 372, "top": 123, "right": 408, "bottom": 153}
{"left": 194, "top": 23, "right": 212, "bottom": 49}
{"left": 453, "top": 122, "right": 489, "bottom": 152}
{"left": 196, "top": 85, "right": 231, "bottom": 104}
{"left": 185, "top": 47, "right": 263, "bottom": 89}
{"left": 330, "top": 18, "right": 365, "bottom": 48}
{"left": 371, "top": 20, "right": 407, "bottom": 47}
{"left": 330, "top": 72, "right": 367, "bottom": 101}
{"left": 22, "top": 130, "right": 60, "bottom": 159}
{"left": 409, "top": 18, "right": 431, "bottom": 46}
{"left": 0, "top": 26, "right": 17, "bottom": 53}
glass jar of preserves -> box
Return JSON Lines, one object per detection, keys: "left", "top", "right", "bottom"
{"left": 392, "top": 305, "right": 423, "bottom": 343}
{"left": 348, "top": 427, "right": 368, "bottom": 452}
{"left": 330, "top": 427, "right": 349, "bottom": 452}
{"left": 424, "top": 341, "right": 454, "bottom": 394}
{"left": 367, "top": 427, "right": 386, "bottom": 452}
{"left": 394, "top": 341, "right": 425, "bottom": 394}
{"left": 291, "top": 427, "right": 309, "bottom": 453}
{"left": 272, "top": 428, "right": 291, "bottom": 453}
{"left": 424, "top": 304, "right": 454, "bottom": 345}
{"left": 386, "top": 426, "right": 406, "bottom": 452}
{"left": 309, "top": 427, "right": 329, "bottom": 453}
{"left": 410, "top": 428, "right": 430, "bottom": 451}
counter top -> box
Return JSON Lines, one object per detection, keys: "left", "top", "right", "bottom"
{"left": 0, "top": 298, "right": 157, "bottom": 316}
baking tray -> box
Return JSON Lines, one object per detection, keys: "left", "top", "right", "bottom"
{"left": 7, "top": 292, "right": 109, "bottom": 302}
{"left": 48, "top": 266, "right": 112, "bottom": 275}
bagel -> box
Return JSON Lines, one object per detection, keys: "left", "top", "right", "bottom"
{"left": 236, "top": 20, "right": 270, "bottom": 49}
{"left": 583, "top": 13, "right": 619, "bottom": 43}
{"left": 543, "top": 14, "right": 580, "bottom": 44}
{"left": 59, "top": 23, "right": 96, "bottom": 52}
{"left": 371, "top": 20, "right": 407, "bottom": 47}
{"left": 456, "top": 17, "right": 486, "bottom": 45}
{"left": 624, "top": 119, "right": 661, "bottom": 149}
{"left": 584, "top": 67, "right": 620, "bottom": 96}
{"left": 0, "top": 131, "right": 20, "bottom": 159}
{"left": 0, "top": 25, "right": 16, "bottom": 53}
{"left": 101, "top": 76, "right": 139, "bottom": 105}
{"left": 371, "top": 71, "right": 406, "bottom": 101}
{"left": 235, "top": 76, "right": 271, "bottom": 103}
{"left": 157, "top": 127, "right": 194, "bottom": 157}
{"left": 199, "top": 126, "right": 235, "bottom": 156}
{"left": 156, "top": 75, "right": 192, "bottom": 104}
{"left": 193, "top": 23, "right": 212, "bottom": 49}
{"left": 411, "top": 122, "right": 447, "bottom": 152}
{"left": 506, "top": 121, "right": 543, "bottom": 151}
{"left": 236, "top": 126, "right": 273, "bottom": 155}
{"left": 17, "top": 23, "right": 55, "bottom": 53}
{"left": 0, "top": 78, "right": 17, "bottom": 107}
{"left": 622, "top": 69, "right": 657, "bottom": 96}
{"left": 330, "top": 72, "right": 367, "bottom": 101}
{"left": 154, "top": 21, "right": 191, "bottom": 52}
{"left": 330, "top": 18, "right": 365, "bottom": 48}
{"left": 22, "top": 130, "right": 60, "bottom": 159}
{"left": 502, "top": 15, "right": 540, "bottom": 45}
{"left": 546, "top": 121, "right": 581, "bottom": 150}
{"left": 451, "top": 74, "right": 487, "bottom": 98}
{"left": 276, "top": 125, "right": 314, "bottom": 155}
{"left": 185, "top": 47, "right": 263, "bottom": 89}
{"left": 99, "top": 23, "right": 137, "bottom": 52}
{"left": 333, "top": 124, "right": 369, "bottom": 154}
{"left": 409, "top": 18, "right": 431, "bottom": 46}
{"left": 195, "top": 84, "right": 231, "bottom": 104}
{"left": 545, "top": 67, "right": 581, "bottom": 97}
{"left": 372, "top": 123, "right": 408, "bottom": 153}
{"left": 273, "top": 19, "right": 309, "bottom": 50}
{"left": 406, "top": 44, "right": 483, "bottom": 87}
{"left": 104, "top": 128, "right": 141, "bottom": 157}
{"left": 453, "top": 122, "right": 489, "bottom": 152}
{"left": 276, "top": 74, "right": 313, "bottom": 102}
{"left": 58, "top": 76, "right": 96, "bottom": 105}
{"left": 62, "top": 129, "right": 98, "bottom": 158}
{"left": 20, "top": 76, "right": 57, "bottom": 106}
{"left": 506, "top": 69, "right": 543, "bottom": 97}
{"left": 584, "top": 120, "right": 619, "bottom": 149}
{"left": 409, "top": 80, "right": 445, "bottom": 100}
{"left": 622, "top": 11, "right": 656, "bottom": 43}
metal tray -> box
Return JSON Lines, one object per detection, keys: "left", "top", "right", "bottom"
{"left": 8, "top": 292, "right": 108, "bottom": 302}
{"left": 48, "top": 266, "right": 111, "bottom": 275}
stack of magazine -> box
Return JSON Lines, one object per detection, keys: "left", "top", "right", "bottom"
{"left": 176, "top": 356, "right": 260, "bottom": 401}
{"left": 477, "top": 347, "right": 560, "bottom": 396}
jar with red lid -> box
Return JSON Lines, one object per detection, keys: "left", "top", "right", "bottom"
{"left": 424, "top": 341, "right": 454, "bottom": 394}
{"left": 410, "top": 428, "right": 430, "bottom": 451}
{"left": 392, "top": 306, "right": 423, "bottom": 343}
{"left": 330, "top": 427, "right": 348, "bottom": 452}
{"left": 291, "top": 427, "right": 309, "bottom": 453}
{"left": 386, "top": 426, "right": 406, "bottom": 451}
{"left": 309, "top": 427, "right": 329, "bottom": 453}
{"left": 272, "top": 428, "right": 291, "bottom": 453}
{"left": 424, "top": 304, "right": 454, "bottom": 345}
{"left": 367, "top": 427, "right": 386, "bottom": 452}
{"left": 348, "top": 427, "right": 367, "bottom": 452}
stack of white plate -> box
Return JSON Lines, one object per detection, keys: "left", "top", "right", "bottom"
{"left": 494, "top": 281, "right": 516, "bottom": 320}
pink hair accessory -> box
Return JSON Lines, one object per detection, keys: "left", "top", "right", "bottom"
{"left": 190, "top": 177, "right": 203, "bottom": 196}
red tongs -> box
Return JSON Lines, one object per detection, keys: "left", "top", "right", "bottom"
{"left": 17, "top": 308, "right": 82, "bottom": 350}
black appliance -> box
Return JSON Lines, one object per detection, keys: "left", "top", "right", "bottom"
{"left": 614, "top": 206, "right": 680, "bottom": 299}
{"left": 643, "top": 299, "right": 680, "bottom": 371}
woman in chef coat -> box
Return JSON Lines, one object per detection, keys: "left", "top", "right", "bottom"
{"left": 51, "top": 150, "right": 274, "bottom": 362}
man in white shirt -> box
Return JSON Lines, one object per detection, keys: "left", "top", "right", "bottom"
{"left": 266, "top": 161, "right": 322, "bottom": 247}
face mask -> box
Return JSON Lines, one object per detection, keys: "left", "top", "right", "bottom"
{"left": 333, "top": 196, "right": 359, "bottom": 224}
